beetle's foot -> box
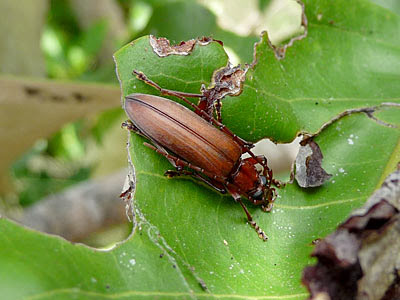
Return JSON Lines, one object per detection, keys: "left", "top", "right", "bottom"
{"left": 121, "top": 120, "right": 133, "bottom": 130}
{"left": 242, "top": 142, "right": 255, "bottom": 149}
{"left": 249, "top": 220, "right": 268, "bottom": 241}
{"left": 272, "top": 179, "right": 285, "bottom": 188}
{"left": 132, "top": 70, "right": 147, "bottom": 81}
{"left": 121, "top": 120, "right": 141, "bottom": 133}
{"left": 164, "top": 170, "right": 181, "bottom": 178}
{"left": 261, "top": 202, "right": 274, "bottom": 212}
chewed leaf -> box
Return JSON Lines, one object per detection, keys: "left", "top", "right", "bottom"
{"left": 1, "top": 1, "right": 400, "bottom": 299}
{"left": 149, "top": 35, "right": 221, "bottom": 57}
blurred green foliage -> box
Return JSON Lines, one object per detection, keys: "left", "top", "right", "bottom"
{"left": 42, "top": 0, "right": 108, "bottom": 79}
{"left": 12, "top": 138, "right": 91, "bottom": 206}
{"left": 12, "top": 0, "right": 113, "bottom": 206}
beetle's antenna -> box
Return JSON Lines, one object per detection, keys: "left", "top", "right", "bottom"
{"left": 237, "top": 198, "right": 268, "bottom": 241}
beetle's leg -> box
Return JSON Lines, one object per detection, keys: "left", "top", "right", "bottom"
{"left": 261, "top": 163, "right": 283, "bottom": 193}
{"left": 133, "top": 70, "right": 217, "bottom": 120}
{"left": 265, "top": 164, "right": 274, "bottom": 187}
{"left": 122, "top": 121, "right": 203, "bottom": 175}
{"left": 226, "top": 185, "right": 268, "bottom": 241}
{"left": 164, "top": 170, "right": 194, "bottom": 177}
{"left": 197, "top": 96, "right": 214, "bottom": 117}
{"left": 230, "top": 193, "right": 268, "bottom": 241}
{"left": 133, "top": 70, "right": 208, "bottom": 113}
{"left": 251, "top": 155, "right": 285, "bottom": 188}
{"left": 214, "top": 98, "right": 223, "bottom": 122}
{"left": 121, "top": 120, "right": 147, "bottom": 137}
{"left": 256, "top": 161, "right": 277, "bottom": 211}
{"left": 133, "top": 70, "right": 212, "bottom": 118}
{"left": 248, "top": 154, "right": 274, "bottom": 190}
{"left": 239, "top": 200, "right": 269, "bottom": 242}
{"left": 261, "top": 188, "right": 276, "bottom": 212}
{"left": 272, "top": 178, "right": 285, "bottom": 188}
{"left": 165, "top": 170, "right": 227, "bottom": 194}
{"left": 207, "top": 117, "right": 254, "bottom": 148}
{"left": 248, "top": 195, "right": 269, "bottom": 207}
{"left": 255, "top": 155, "right": 268, "bottom": 168}
{"left": 142, "top": 142, "right": 228, "bottom": 183}
{"left": 133, "top": 70, "right": 203, "bottom": 99}
{"left": 134, "top": 70, "right": 234, "bottom": 124}
{"left": 143, "top": 142, "right": 204, "bottom": 172}
{"left": 122, "top": 121, "right": 179, "bottom": 168}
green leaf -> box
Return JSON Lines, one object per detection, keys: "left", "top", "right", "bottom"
{"left": 0, "top": 218, "right": 206, "bottom": 300}
{"left": 222, "top": 0, "right": 400, "bottom": 142}
{"left": 1, "top": 1, "right": 400, "bottom": 299}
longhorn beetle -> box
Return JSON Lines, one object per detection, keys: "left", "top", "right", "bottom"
{"left": 123, "top": 70, "right": 281, "bottom": 241}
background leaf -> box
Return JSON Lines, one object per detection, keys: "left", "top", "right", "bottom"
{"left": 142, "top": 0, "right": 259, "bottom": 63}
{"left": 222, "top": 0, "right": 400, "bottom": 142}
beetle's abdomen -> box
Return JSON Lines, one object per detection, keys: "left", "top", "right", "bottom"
{"left": 125, "top": 94, "right": 242, "bottom": 178}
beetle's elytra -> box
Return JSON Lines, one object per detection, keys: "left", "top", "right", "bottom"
{"left": 123, "top": 70, "right": 281, "bottom": 241}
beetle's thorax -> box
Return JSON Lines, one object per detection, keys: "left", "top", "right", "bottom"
{"left": 229, "top": 158, "right": 260, "bottom": 196}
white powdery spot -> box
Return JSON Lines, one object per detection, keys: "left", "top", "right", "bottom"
{"left": 339, "top": 168, "right": 345, "bottom": 173}
{"left": 347, "top": 138, "right": 354, "bottom": 145}
{"left": 129, "top": 259, "right": 136, "bottom": 266}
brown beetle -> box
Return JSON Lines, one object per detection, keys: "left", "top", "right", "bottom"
{"left": 123, "top": 71, "right": 280, "bottom": 241}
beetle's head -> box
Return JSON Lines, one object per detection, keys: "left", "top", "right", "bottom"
{"left": 249, "top": 174, "right": 275, "bottom": 211}
{"left": 233, "top": 157, "right": 276, "bottom": 210}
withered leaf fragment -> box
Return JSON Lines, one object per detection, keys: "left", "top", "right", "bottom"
{"left": 295, "top": 139, "right": 332, "bottom": 188}
{"left": 199, "top": 64, "right": 248, "bottom": 118}
{"left": 149, "top": 35, "right": 219, "bottom": 57}
{"left": 302, "top": 166, "right": 400, "bottom": 300}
